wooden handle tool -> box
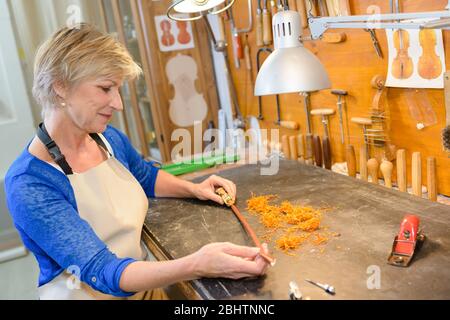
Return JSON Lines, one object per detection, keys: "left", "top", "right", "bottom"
{"left": 256, "top": 4, "right": 264, "bottom": 47}
{"left": 346, "top": 145, "right": 356, "bottom": 177}
{"left": 359, "top": 146, "right": 368, "bottom": 181}
{"left": 396, "top": 149, "right": 407, "bottom": 192}
{"left": 297, "top": 134, "right": 305, "bottom": 163}
{"left": 282, "top": 135, "right": 290, "bottom": 159}
{"left": 215, "top": 188, "right": 276, "bottom": 265}
{"left": 305, "top": 133, "right": 314, "bottom": 165}
{"left": 427, "top": 157, "right": 437, "bottom": 202}
{"left": 263, "top": 5, "right": 273, "bottom": 45}
{"left": 380, "top": 160, "right": 393, "bottom": 188}
{"left": 297, "top": 0, "right": 308, "bottom": 28}
{"left": 321, "top": 32, "right": 347, "bottom": 43}
{"left": 311, "top": 108, "right": 335, "bottom": 170}
{"left": 244, "top": 35, "right": 252, "bottom": 71}
{"left": 313, "top": 135, "right": 323, "bottom": 167}
{"left": 367, "top": 158, "right": 379, "bottom": 184}
{"left": 412, "top": 152, "right": 422, "bottom": 197}
{"left": 289, "top": 135, "right": 299, "bottom": 160}
{"left": 280, "top": 121, "right": 299, "bottom": 130}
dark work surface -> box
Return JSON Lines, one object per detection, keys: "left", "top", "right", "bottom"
{"left": 144, "top": 160, "right": 450, "bottom": 300}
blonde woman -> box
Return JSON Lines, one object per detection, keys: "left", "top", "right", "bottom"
{"left": 5, "top": 24, "right": 269, "bottom": 300}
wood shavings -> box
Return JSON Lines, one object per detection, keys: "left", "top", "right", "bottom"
{"left": 246, "top": 193, "right": 334, "bottom": 255}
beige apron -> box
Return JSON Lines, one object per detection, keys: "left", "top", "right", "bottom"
{"left": 38, "top": 145, "right": 166, "bottom": 300}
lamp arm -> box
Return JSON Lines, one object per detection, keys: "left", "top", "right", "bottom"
{"left": 309, "top": 10, "right": 450, "bottom": 40}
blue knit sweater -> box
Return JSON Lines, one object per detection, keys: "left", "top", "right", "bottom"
{"left": 4, "top": 126, "right": 160, "bottom": 297}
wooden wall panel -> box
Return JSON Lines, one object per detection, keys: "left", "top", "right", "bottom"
{"left": 138, "top": 0, "right": 219, "bottom": 160}
{"left": 226, "top": 0, "right": 450, "bottom": 196}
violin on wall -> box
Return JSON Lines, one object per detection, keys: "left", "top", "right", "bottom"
{"left": 391, "top": 29, "right": 413, "bottom": 79}
{"left": 160, "top": 19, "right": 175, "bottom": 47}
{"left": 418, "top": 29, "right": 442, "bottom": 80}
{"left": 176, "top": 21, "right": 191, "bottom": 45}
{"left": 166, "top": 54, "right": 208, "bottom": 128}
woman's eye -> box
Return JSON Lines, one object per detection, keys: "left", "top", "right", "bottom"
{"left": 101, "top": 87, "right": 112, "bottom": 93}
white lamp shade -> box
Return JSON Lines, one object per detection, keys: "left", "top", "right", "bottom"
{"left": 173, "top": 0, "right": 227, "bottom": 13}
{"left": 255, "top": 46, "right": 331, "bottom": 96}
{"left": 254, "top": 10, "right": 331, "bottom": 96}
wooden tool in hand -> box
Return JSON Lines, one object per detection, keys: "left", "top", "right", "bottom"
{"left": 311, "top": 108, "right": 336, "bottom": 170}
{"left": 215, "top": 188, "right": 276, "bottom": 265}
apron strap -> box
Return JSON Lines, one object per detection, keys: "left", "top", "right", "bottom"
{"left": 37, "top": 123, "right": 111, "bottom": 175}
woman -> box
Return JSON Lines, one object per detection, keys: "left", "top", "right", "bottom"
{"left": 5, "top": 24, "right": 269, "bottom": 300}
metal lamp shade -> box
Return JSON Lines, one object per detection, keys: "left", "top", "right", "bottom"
{"left": 254, "top": 10, "right": 331, "bottom": 95}
{"left": 254, "top": 46, "right": 331, "bottom": 95}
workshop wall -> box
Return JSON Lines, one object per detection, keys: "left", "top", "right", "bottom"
{"left": 228, "top": 0, "right": 450, "bottom": 197}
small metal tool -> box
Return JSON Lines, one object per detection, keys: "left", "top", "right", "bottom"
{"left": 364, "top": 29, "right": 383, "bottom": 59}
{"left": 289, "top": 281, "right": 302, "bottom": 300}
{"left": 305, "top": 279, "right": 335, "bottom": 295}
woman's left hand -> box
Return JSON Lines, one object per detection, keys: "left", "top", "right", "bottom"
{"left": 193, "top": 175, "right": 236, "bottom": 205}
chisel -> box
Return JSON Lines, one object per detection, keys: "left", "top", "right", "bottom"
{"left": 427, "top": 157, "right": 437, "bottom": 202}
{"left": 311, "top": 108, "right": 335, "bottom": 170}
{"left": 313, "top": 135, "right": 323, "bottom": 167}
{"left": 396, "top": 149, "right": 407, "bottom": 192}
{"left": 297, "top": 134, "right": 305, "bottom": 163}
{"left": 367, "top": 158, "right": 379, "bottom": 185}
{"left": 256, "top": 0, "right": 264, "bottom": 47}
{"left": 412, "top": 152, "right": 422, "bottom": 197}
{"left": 282, "top": 135, "right": 291, "bottom": 159}
{"left": 263, "top": 0, "right": 273, "bottom": 46}
{"left": 346, "top": 145, "right": 356, "bottom": 177}
{"left": 360, "top": 146, "right": 368, "bottom": 181}
{"left": 301, "top": 92, "right": 314, "bottom": 165}
{"left": 289, "top": 136, "right": 299, "bottom": 161}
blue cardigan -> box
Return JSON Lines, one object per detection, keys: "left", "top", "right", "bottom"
{"left": 5, "top": 126, "right": 160, "bottom": 297}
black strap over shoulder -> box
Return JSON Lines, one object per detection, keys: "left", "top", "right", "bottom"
{"left": 37, "top": 123, "right": 111, "bottom": 175}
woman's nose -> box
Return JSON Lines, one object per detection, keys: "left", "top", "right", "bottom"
{"left": 111, "top": 89, "right": 124, "bottom": 111}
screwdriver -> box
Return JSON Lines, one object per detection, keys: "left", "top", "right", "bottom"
{"left": 305, "top": 279, "right": 335, "bottom": 295}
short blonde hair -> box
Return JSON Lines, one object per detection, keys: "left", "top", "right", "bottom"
{"left": 32, "top": 23, "right": 142, "bottom": 118}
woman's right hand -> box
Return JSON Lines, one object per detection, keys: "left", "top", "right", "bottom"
{"left": 190, "top": 242, "right": 270, "bottom": 280}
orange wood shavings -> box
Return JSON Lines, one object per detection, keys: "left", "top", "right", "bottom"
{"left": 246, "top": 194, "right": 332, "bottom": 254}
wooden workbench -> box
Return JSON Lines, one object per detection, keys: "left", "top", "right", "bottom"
{"left": 143, "top": 160, "right": 450, "bottom": 300}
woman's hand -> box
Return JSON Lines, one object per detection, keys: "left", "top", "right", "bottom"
{"left": 190, "top": 242, "right": 270, "bottom": 280}
{"left": 192, "top": 175, "right": 236, "bottom": 205}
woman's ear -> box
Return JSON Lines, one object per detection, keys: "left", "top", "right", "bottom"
{"left": 53, "top": 81, "right": 67, "bottom": 100}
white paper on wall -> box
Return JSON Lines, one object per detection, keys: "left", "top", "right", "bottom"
{"left": 386, "top": 19, "right": 446, "bottom": 89}
{"left": 154, "top": 14, "right": 195, "bottom": 52}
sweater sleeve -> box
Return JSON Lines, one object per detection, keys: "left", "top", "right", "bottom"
{"left": 6, "top": 174, "right": 137, "bottom": 297}
{"left": 112, "top": 127, "right": 160, "bottom": 198}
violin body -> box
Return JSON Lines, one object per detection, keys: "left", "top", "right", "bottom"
{"left": 160, "top": 20, "right": 175, "bottom": 47}
{"left": 166, "top": 54, "right": 208, "bottom": 127}
{"left": 176, "top": 21, "right": 191, "bottom": 45}
{"left": 392, "top": 29, "right": 413, "bottom": 79}
{"left": 418, "top": 29, "right": 442, "bottom": 80}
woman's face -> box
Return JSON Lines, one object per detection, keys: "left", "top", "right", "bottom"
{"left": 62, "top": 76, "right": 124, "bottom": 133}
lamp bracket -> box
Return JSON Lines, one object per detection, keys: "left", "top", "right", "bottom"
{"left": 309, "top": 9, "right": 450, "bottom": 40}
